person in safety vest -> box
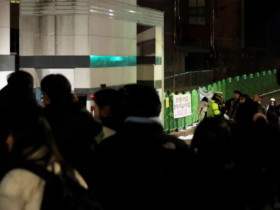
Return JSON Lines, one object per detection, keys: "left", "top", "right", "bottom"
{"left": 207, "top": 92, "right": 230, "bottom": 120}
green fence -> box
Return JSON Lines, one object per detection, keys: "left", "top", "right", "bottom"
{"left": 163, "top": 69, "right": 279, "bottom": 132}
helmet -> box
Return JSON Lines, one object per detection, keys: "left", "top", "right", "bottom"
{"left": 270, "top": 98, "right": 276, "bottom": 102}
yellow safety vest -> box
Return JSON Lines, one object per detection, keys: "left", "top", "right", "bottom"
{"left": 207, "top": 100, "right": 221, "bottom": 117}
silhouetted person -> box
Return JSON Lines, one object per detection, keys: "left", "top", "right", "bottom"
{"left": 0, "top": 98, "right": 88, "bottom": 210}
{"left": 232, "top": 101, "right": 273, "bottom": 209}
{"left": 93, "top": 89, "right": 118, "bottom": 144}
{"left": 196, "top": 97, "right": 208, "bottom": 122}
{"left": 226, "top": 90, "right": 241, "bottom": 114}
{"left": 41, "top": 74, "right": 102, "bottom": 190}
{"left": 96, "top": 85, "right": 190, "bottom": 210}
{"left": 190, "top": 117, "right": 236, "bottom": 210}
{"left": 7, "top": 70, "right": 34, "bottom": 90}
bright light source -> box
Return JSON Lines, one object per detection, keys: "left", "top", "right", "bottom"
{"left": 109, "top": 13, "right": 114, "bottom": 16}
{"left": 109, "top": 10, "right": 113, "bottom": 12}
{"left": 129, "top": 10, "right": 135, "bottom": 13}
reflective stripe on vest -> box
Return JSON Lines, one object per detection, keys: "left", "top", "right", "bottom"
{"left": 207, "top": 100, "right": 220, "bottom": 117}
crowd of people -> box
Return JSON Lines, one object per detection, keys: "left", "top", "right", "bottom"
{"left": 1, "top": 70, "right": 280, "bottom": 210}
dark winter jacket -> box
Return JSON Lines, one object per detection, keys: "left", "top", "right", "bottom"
{"left": 95, "top": 117, "right": 191, "bottom": 210}
{"left": 267, "top": 106, "right": 278, "bottom": 125}
{"left": 44, "top": 102, "right": 102, "bottom": 189}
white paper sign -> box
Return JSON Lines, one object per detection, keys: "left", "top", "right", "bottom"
{"left": 199, "top": 87, "right": 213, "bottom": 101}
{"left": 173, "top": 94, "right": 192, "bottom": 119}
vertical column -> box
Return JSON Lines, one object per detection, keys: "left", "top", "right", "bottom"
{"left": 137, "top": 26, "right": 164, "bottom": 123}
{"left": 0, "top": 0, "right": 13, "bottom": 89}
{"left": 156, "top": 26, "right": 164, "bottom": 124}
{"left": 89, "top": 15, "right": 137, "bottom": 89}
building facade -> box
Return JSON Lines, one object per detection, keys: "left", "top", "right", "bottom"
{"left": 19, "top": 0, "right": 164, "bottom": 121}
{"left": 0, "top": 0, "right": 16, "bottom": 90}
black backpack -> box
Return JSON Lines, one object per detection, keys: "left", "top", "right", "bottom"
{"left": 2, "top": 162, "right": 101, "bottom": 210}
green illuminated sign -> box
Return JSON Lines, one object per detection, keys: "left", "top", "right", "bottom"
{"left": 90, "top": 56, "right": 136, "bottom": 68}
{"left": 155, "top": 57, "right": 162, "bottom": 65}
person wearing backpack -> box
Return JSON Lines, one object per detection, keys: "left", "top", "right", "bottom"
{"left": 196, "top": 97, "right": 208, "bottom": 122}
{"left": 0, "top": 89, "right": 97, "bottom": 210}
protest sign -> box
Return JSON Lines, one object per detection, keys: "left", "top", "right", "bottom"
{"left": 173, "top": 94, "right": 192, "bottom": 118}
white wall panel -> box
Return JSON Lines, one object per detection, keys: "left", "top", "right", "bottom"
{"left": 91, "top": 66, "right": 136, "bottom": 87}
{"left": 0, "top": 0, "right": 9, "bottom": 28}
{"left": 0, "top": 28, "right": 10, "bottom": 55}
{"left": 74, "top": 68, "right": 91, "bottom": 88}
{"left": 37, "top": 69, "right": 75, "bottom": 91}
{"left": 0, "top": 71, "right": 12, "bottom": 90}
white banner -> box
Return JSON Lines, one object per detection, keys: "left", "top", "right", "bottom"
{"left": 199, "top": 87, "right": 213, "bottom": 101}
{"left": 173, "top": 94, "right": 192, "bottom": 119}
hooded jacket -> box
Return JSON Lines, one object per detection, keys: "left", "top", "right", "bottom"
{"left": 0, "top": 146, "right": 87, "bottom": 210}
{"left": 197, "top": 101, "right": 208, "bottom": 121}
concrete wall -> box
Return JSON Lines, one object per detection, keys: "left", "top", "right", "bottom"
{"left": 137, "top": 26, "right": 164, "bottom": 123}
{"left": 20, "top": 0, "right": 164, "bottom": 113}
{"left": 0, "top": 0, "right": 10, "bottom": 55}
{"left": 0, "top": 0, "right": 12, "bottom": 89}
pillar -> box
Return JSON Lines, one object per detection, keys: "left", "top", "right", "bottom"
{"left": 137, "top": 26, "right": 164, "bottom": 123}
{"left": 0, "top": 0, "right": 14, "bottom": 90}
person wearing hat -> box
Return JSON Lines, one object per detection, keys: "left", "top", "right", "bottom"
{"left": 226, "top": 90, "right": 241, "bottom": 117}
{"left": 266, "top": 98, "right": 276, "bottom": 111}
{"left": 266, "top": 98, "right": 278, "bottom": 125}
{"left": 207, "top": 92, "right": 224, "bottom": 118}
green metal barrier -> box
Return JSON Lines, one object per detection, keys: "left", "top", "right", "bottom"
{"left": 165, "top": 69, "right": 279, "bottom": 133}
{"left": 218, "top": 81, "right": 222, "bottom": 92}
{"left": 248, "top": 74, "right": 255, "bottom": 97}
{"left": 176, "top": 93, "right": 185, "bottom": 130}
{"left": 213, "top": 83, "right": 218, "bottom": 93}
{"left": 273, "top": 69, "right": 278, "bottom": 90}
{"left": 169, "top": 93, "right": 176, "bottom": 131}
{"left": 234, "top": 76, "right": 241, "bottom": 94}
{"left": 241, "top": 75, "right": 247, "bottom": 94}
{"left": 267, "top": 70, "right": 273, "bottom": 92}
{"left": 208, "top": 84, "right": 212, "bottom": 92}
{"left": 222, "top": 79, "right": 227, "bottom": 100}
{"left": 184, "top": 91, "right": 193, "bottom": 127}
{"left": 226, "top": 77, "right": 234, "bottom": 100}
{"left": 255, "top": 72, "right": 261, "bottom": 95}
{"left": 192, "top": 89, "right": 199, "bottom": 123}
{"left": 163, "top": 92, "right": 170, "bottom": 132}
{"left": 260, "top": 71, "right": 266, "bottom": 94}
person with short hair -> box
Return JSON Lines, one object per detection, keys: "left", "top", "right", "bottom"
{"left": 96, "top": 85, "right": 191, "bottom": 210}
{"left": 226, "top": 90, "right": 241, "bottom": 117}
{"left": 41, "top": 74, "right": 102, "bottom": 190}
{"left": 41, "top": 74, "right": 73, "bottom": 105}
{"left": 7, "top": 70, "right": 34, "bottom": 90}
{"left": 93, "top": 89, "right": 118, "bottom": 143}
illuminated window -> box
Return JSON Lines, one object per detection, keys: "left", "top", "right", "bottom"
{"left": 189, "top": 0, "right": 205, "bottom": 25}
